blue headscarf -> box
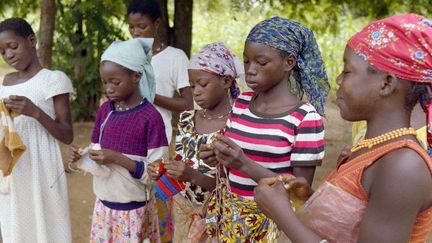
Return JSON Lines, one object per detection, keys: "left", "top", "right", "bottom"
{"left": 246, "top": 16, "right": 330, "bottom": 115}
{"left": 100, "top": 38, "right": 156, "bottom": 103}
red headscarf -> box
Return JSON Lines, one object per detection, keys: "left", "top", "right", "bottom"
{"left": 348, "top": 13, "right": 432, "bottom": 153}
{"left": 348, "top": 13, "right": 432, "bottom": 82}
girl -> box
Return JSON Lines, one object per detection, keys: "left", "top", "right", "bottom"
{"left": 200, "top": 17, "right": 330, "bottom": 241}
{"left": 127, "top": 0, "right": 193, "bottom": 142}
{"left": 66, "top": 38, "right": 168, "bottom": 242}
{"left": 149, "top": 42, "right": 243, "bottom": 242}
{"left": 0, "top": 18, "right": 73, "bottom": 242}
{"left": 254, "top": 13, "right": 432, "bottom": 242}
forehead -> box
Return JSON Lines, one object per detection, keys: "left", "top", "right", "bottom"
{"left": 343, "top": 46, "right": 369, "bottom": 69}
{"left": 127, "top": 12, "right": 154, "bottom": 24}
{"left": 100, "top": 61, "right": 130, "bottom": 75}
{"left": 188, "top": 69, "right": 219, "bottom": 82}
{"left": 0, "top": 30, "right": 26, "bottom": 44}
{"left": 243, "top": 41, "right": 281, "bottom": 57}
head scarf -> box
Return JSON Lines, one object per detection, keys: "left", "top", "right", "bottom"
{"left": 348, "top": 13, "right": 432, "bottom": 153}
{"left": 246, "top": 16, "right": 330, "bottom": 116}
{"left": 100, "top": 38, "right": 156, "bottom": 102}
{"left": 189, "top": 42, "right": 244, "bottom": 99}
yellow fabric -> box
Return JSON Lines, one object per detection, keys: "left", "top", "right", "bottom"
{"left": 0, "top": 100, "right": 26, "bottom": 176}
{"left": 352, "top": 121, "right": 427, "bottom": 149}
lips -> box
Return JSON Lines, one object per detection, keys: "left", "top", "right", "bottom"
{"left": 8, "top": 60, "right": 19, "bottom": 67}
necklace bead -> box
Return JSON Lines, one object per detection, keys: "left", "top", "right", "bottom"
{"left": 202, "top": 109, "right": 230, "bottom": 120}
{"left": 351, "top": 127, "right": 417, "bottom": 152}
{"left": 115, "top": 99, "right": 145, "bottom": 111}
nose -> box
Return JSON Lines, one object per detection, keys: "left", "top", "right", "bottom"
{"left": 336, "top": 73, "right": 343, "bottom": 86}
{"left": 5, "top": 49, "right": 14, "bottom": 60}
{"left": 105, "top": 84, "right": 115, "bottom": 95}
{"left": 245, "top": 63, "right": 257, "bottom": 76}
{"left": 193, "top": 86, "right": 202, "bottom": 96}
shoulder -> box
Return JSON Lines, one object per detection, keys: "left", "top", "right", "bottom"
{"left": 235, "top": 91, "right": 255, "bottom": 103}
{"left": 370, "top": 146, "right": 432, "bottom": 206}
{"left": 139, "top": 100, "right": 164, "bottom": 124}
{"left": 294, "top": 103, "right": 323, "bottom": 121}
{"left": 165, "top": 46, "right": 188, "bottom": 57}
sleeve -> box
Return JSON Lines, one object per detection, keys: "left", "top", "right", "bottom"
{"left": 44, "top": 70, "right": 74, "bottom": 100}
{"left": 146, "top": 110, "right": 169, "bottom": 163}
{"left": 174, "top": 111, "right": 188, "bottom": 157}
{"left": 172, "top": 49, "right": 190, "bottom": 92}
{"left": 290, "top": 111, "right": 325, "bottom": 166}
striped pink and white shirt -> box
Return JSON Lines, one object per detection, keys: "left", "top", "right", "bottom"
{"left": 225, "top": 92, "right": 325, "bottom": 199}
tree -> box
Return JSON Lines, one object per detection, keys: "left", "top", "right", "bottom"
{"left": 158, "top": 0, "right": 193, "bottom": 57}
{"left": 38, "top": 0, "right": 56, "bottom": 68}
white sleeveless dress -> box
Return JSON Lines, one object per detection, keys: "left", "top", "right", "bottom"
{"left": 0, "top": 69, "right": 72, "bottom": 243}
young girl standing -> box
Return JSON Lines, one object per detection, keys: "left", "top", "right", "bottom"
{"left": 127, "top": 0, "right": 193, "bottom": 142}
{"left": 149, "top": 42, "right": 243, "bottom": 242}
{"left": 0, "top": 18, "right": 73, "bottom": 243}
{"left": 200, "top": 17, "right": 330, "bottom": 241}
{"left": 66, "top": 38, "right": 168, "bottom": 243}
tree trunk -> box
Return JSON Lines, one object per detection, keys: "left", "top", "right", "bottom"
{"left": 38, "top": 0, "right": 56, "bottom": 68}
{"left": 157, "top": 0, "right": 193, "bottom": 57}
{"left": 173, "top": 0, "right": 193, "bottom": 57}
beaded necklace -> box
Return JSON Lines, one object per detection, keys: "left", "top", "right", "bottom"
{"left": 350, "top": 127, "right": 417, "bottom": 152}
{"left": 115, "top": 99, "right": 145, "bottom": 111}
{"left": 202, "top": 108, "right": 230, "bottom": 120}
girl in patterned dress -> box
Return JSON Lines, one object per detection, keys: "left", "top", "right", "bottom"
{"left": 66, "top": 38, "right": 168, "bottom": 243}
{"left": 148, "top": 42, "right": 243, "bottom": 242}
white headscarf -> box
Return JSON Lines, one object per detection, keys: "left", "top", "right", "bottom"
{"left": 100, "top": 38, "right": 156, "bottom": 102}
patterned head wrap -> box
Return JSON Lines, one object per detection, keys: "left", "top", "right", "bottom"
{"left": 246, "top": 16, "right": 330, "bottom": 115}
{"left": 189, "top": 42, "right": 244, "bottom": 99}
{"left": 348, "top": 13, "right": 432, "bottom": 153}
{"left": 101, "top": 38, "right": 156, "bottom": 103}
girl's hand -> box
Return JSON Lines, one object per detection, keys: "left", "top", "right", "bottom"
{"left": 4, "top": 95, "right": 40, "bottom": 118}
{"left": 148, "top": 160, "right": 162, "bottom": 180}
{"left": 199, "top": 144, "right": 218, "bottom": 167}
{"left": 88, "top": 149, "right": 120, "bottom": 165}
{"left": 212, "top": 134, "right": 247, "bottom": 170}
{"left": 165, "top": 160, "right": 194, "bottom": 182}
{"left": 254, "top": 179, "right": 291, "bottom": 218}
{"left": 65, "top": 145, "right": 81, "bottom": 163}
{"left": 284, "top": 176, "right": 313, "bottom": 201}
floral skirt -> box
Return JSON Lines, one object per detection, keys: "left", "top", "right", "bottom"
{"left": 90, "top": 199, "right": 160, "bottom": 243}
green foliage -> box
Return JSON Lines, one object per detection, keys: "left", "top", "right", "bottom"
{"left": 53, "top": 0, "right": 128, "bottom": 121}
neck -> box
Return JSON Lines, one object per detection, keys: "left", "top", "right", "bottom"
{"left": 19, "top": 58, "right": 42, "bottom": 80}
{"left": 364, "top": 108, "right": 411, "bottom": 139}
{"left": 255, "top": 77, "right": 299, "bottom": 107}
{"left": 204, "top": 93, "right": 232, "bottom": 117}
{"left": 152, "top": 36, "right": 164, "bottom": 53}
{"left": 116, "top": 92, "right": 143, "bottom": 108}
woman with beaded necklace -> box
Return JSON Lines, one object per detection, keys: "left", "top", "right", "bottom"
{"left": 148, "top": 41, "right": 243, "bottom": 242}
{"left": 254, "top": 13, "right": 432, "bottom": 243}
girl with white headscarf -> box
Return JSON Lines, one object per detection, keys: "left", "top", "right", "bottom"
{"left": 66, "top": 38, "right": 168, "bottom": 243}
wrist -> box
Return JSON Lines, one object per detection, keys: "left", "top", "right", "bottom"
{"left": 33, "top": 107, "right": 42, "bottom": 119}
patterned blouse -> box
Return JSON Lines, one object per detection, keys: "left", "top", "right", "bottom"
{"left": 174, "top": 110, "right": 220, "bottom": 204}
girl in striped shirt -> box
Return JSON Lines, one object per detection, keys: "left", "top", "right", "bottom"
{"left": 200, "top": 17, "right": 330, "bottom": 241}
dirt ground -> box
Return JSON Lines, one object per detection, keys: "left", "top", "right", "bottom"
{"left": 63, "top": 101, "right": 353, "bottom": 242}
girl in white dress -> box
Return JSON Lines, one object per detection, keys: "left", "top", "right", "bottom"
{"left": 0, "top": 18, "right": 73, "bottom": 243}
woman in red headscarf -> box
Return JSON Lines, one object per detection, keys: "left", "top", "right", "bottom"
{"left": 254, "top": 13, "right": 432, "bottom": 243}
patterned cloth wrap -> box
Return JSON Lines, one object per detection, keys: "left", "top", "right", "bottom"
{"left": 348, "top": 13, "right": 432, "bottom": 153}
{"left": 189, "top": 41, "right": 244, "bottom": 100}
{"left": 246, "top": 16, "right": 330, "bottom": 115}
{"left": 205, "top": 170, "right": 279, "bottom": 242}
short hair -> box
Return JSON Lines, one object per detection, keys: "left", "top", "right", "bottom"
{"left": 0, "top": 17, "right": 35, "bottom": 38}
{"left": 127, "top": 0, "right": 161, "bottom": 21}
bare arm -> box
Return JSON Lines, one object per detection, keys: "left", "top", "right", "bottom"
{"left": 5, "top": 94, "right": 73, "bottom": 144}
{"left": 154, "top": 87, "right": 193, "bottom": 112}
{"left": 357, "top": 149, "right": 431, "bottom": 243}
{"left": 293, "top": 166, "right": 316, "bottom": 186}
